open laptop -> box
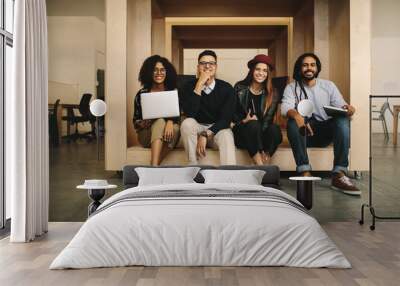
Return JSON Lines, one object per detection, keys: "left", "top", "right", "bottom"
{"left": 140, "top": 90, "right": 180, "bottom": 120}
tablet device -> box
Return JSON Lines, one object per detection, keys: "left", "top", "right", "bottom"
{"left": 141, "top": 90, "right": 180, "bottom": 120}
{"left": 323, "top": 105, "right": 348, "bottom": 117}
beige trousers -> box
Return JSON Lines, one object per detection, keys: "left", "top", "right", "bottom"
{"left": 137, "top": 118, "right": 180, "bottom": 149}
{"left": 180, "top": 118, "right": 236, "bottom": 165}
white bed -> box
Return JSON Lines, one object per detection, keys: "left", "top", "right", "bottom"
{"left": 50, "top": 183, "right": 350, "bottom": 269}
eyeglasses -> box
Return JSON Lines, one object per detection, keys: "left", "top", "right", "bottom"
{"left": 153, "top": 68, "right": 166, "bottom": 75}
{"left": 198, "top": 61, "right": 217, "bottom": 67}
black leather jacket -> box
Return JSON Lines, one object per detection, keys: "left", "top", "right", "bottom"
{"left": 233, "top": 83, "right": 279, "bottom": 130}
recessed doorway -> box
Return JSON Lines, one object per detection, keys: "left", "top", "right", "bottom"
{"left": 164, "top": 17, "right": 293, "bottom": 79}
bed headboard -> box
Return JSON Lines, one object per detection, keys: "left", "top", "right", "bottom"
{"left": 122, "top": 165, "right": 280, "bottom": 189}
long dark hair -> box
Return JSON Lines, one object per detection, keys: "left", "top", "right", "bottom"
{"left": 237, "top": 63, "right": 274, "bottom": 114}
{"left": 138, "top": 55, "right": 177, "bottom": 90}
{"left": 292, "top": 53, "right": 322, "bottom": 103}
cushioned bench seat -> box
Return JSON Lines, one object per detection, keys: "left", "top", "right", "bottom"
{"left": 126, "top": 128, "right": 344, "bottom": 171}
{"left": 126, "top": 145, "right": 338, "bottom": 171}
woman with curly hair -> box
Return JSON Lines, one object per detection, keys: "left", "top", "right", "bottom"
{"left": 133, "top": 55, "right": 180, "bottom": 166}
{"left": 232, "top": 54, "right": 282, "bottom": 165}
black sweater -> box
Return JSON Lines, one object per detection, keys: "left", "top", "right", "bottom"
{"left": 181, "top": 79, "right": 236, "bottom": 134}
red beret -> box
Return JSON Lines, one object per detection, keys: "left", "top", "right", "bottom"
{"left": 247, "top": 54, "right": 274, "bottom": 71}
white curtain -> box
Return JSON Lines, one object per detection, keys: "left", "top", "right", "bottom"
{"left": 9, "top": 0, "right": 49, "bottom": 242}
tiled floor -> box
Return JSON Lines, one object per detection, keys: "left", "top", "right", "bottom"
{"left": 49, "top": 134, "right": 400, "bottom": 223}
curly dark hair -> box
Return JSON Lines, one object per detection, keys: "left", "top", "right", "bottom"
{"left": 138, "top": 55, "right": 177, "bottom": 90}
{"left": 292, "top": 53, "right": 322, "bottom": 102}
{"left": 292, "top": 53, "right": 321, "bottom": 82}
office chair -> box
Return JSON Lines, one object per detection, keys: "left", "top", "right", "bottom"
{"left": 62, "top": 93, "right": 95, "bottom": 142}
{"left": 49, "top": 99, "right": 60, "bottom": 147}
{"left": 372, "top": 99, "right": 393, "bottom": 141}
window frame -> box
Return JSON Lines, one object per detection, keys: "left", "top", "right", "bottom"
{"left": 0, "top": 0, "right": 14, "bottom": 231}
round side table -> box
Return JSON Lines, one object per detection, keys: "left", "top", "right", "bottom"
{"left": 77, "top": 182, "right": 117, "bottom": 216}
{"left": 289, "top": 176, "right": 321, "bottom": 210}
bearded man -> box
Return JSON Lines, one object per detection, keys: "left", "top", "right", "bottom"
{"left": 281, "top": 53, "right": 359, "bottom": 195}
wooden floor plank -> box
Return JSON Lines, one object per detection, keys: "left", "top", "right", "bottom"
{"left": 1, "top": 222, "right": 400, "bottom": 286}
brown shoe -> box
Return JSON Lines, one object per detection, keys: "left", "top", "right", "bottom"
{"left": 302, "top": 171, "right": 312, "bottom": 177}
{"left": 331, "top": 174, "right": 361, "bottom": 196}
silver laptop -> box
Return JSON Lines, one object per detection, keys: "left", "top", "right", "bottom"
{"left": 140, "top": 90, "right": 180, "bottom": 120}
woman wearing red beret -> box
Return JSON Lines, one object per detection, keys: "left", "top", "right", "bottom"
{"left": 232, "top": 54, "right": 282, "bottom": 165}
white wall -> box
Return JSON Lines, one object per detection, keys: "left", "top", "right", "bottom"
{"left": 183, "top": 49, "right": 269, "bottom": 86}
{"left": 371, "top": 0, "right": 400, "bottom": 133}
{"left": 48, "top": 16, "right": 105, "bottom": 134}
{"left": 94, "top": 17, "right": 106, "bottom": 71}
{"left": 47, "top": 0, "right": 105, "bottom": 21}
{"left": 48, "top": 16, "right": 105, "bottom": 100}
{"left": 314, "top": 0, "right": 330, "bottom": 79}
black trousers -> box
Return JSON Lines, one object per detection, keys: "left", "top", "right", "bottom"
{"left": 233, "top": 121, "right": 282, "bottom": 157}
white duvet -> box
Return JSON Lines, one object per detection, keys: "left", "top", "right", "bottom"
{"left": 50, "top": 183, "right": 351, "bottom": 269}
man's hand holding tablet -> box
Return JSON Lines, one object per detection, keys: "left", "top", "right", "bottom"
{"left": 324, "top": 105, "right": 351, "bottom": 117}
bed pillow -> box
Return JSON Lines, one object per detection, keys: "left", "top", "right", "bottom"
{"left": 200, "top": 169, "right": 266, "bottom": 185}
{"left": 135, "top": 167, "right": 201, "bottom": 186}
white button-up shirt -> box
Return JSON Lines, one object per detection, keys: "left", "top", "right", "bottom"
{"left": 203, "top": 80, "right": 216, "bottom": 95}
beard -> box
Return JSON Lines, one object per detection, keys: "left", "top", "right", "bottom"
{"left": 302, "top": 70, "right": 316, "bottom": 81}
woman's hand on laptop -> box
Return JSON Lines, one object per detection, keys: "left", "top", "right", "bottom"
{"left": 163, "top": 120, "right": 174, "bottom": 142}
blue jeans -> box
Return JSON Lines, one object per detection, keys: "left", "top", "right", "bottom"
{"left": 286, "top": 116, "right": 350, "bottom": 174}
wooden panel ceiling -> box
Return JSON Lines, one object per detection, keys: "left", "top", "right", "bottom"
{"left": 181, "top": 39, "right": 274, "bottom": 49}
{"left": 153, "top": 0, "right": 307, "bottom": 18}
{"left": 173, "top": 25, "right": 285, "bottom": 49}
{"left": 174, "top": 25, "right": 285, "bottom": 40}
